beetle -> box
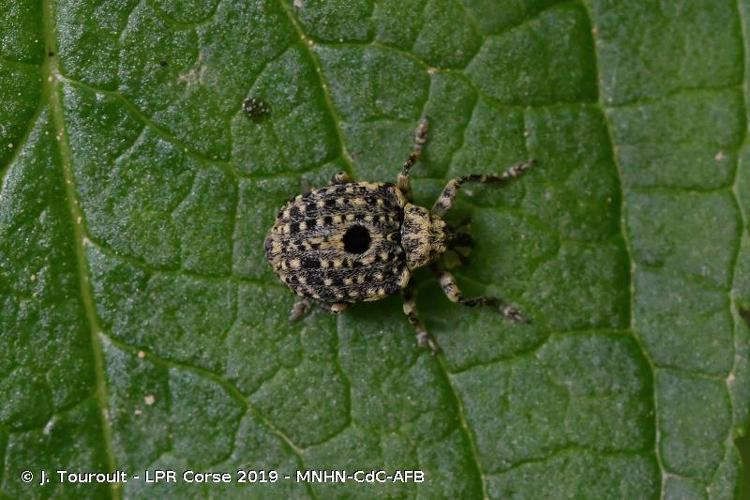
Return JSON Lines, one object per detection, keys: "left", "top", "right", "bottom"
{"left": 264, "top": 119, "right": 533, "bottom": 352}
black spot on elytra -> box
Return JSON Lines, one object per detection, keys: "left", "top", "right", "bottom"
{"left": 301, "top": 255, "right": 320, "bottom": 269}
{"left": 307, "top": 272, "right": 324, "bottom": 286}
{"left": 343, "top": 225, "right": 371, "bottom": 254}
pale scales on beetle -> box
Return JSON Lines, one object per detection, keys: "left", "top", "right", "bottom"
{"left": 264, "top": 119, "right": 533, "bottom": 353}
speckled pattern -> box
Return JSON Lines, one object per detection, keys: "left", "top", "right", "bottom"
{"left": 265, "top": 181, "right": 411, "bottom": 303}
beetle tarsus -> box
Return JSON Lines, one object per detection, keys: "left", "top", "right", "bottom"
{"left": 289, "top": 299, "right": 312, "bottom": 322}
{"left": 501, "top": 305, "right": 529, "bottom": 323}
{"left": 417, "top": 330, "right": 441, "bottom": 354}
{"left": 397, "top": 117, "right": 430, "bottom": 196}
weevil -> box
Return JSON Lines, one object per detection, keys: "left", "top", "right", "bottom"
{"left": 265, "top": 119, "right": 533, "bottom": 352}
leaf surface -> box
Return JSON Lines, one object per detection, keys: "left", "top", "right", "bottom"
{"left": 0, "top": 0, "right": 749, "bottom": 498}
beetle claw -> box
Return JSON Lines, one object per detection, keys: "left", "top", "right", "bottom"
{"left": 502, "top": 305, "right": 529, "bottom": 323}
{"left": 289, "top": 299, "right": 311, "bottom": 322}
{"left": 417, "top": 330, "right": 441, "bottom": 354}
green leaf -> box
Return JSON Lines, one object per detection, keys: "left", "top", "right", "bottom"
{"left": 1, "top": 1, "right": 749, "bottom": 498}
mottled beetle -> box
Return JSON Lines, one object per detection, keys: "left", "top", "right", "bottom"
{"left": 265, "top": 119, "right": 533, "bottom": 352}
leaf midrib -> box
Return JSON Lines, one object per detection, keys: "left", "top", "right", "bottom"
{"left": 41, "top": 1, "right": 120, "bottom": 499}
{"left": 585, "top": 0, "right": 750, "bottom": 495}
{"left": 30, "top": 1, "right": 750, "bottom": 497}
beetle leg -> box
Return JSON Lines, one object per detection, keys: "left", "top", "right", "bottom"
{"left": 432, "top": 266, "right": 529, "bottom": 323}
{"left": 397, "top": 117, "right": 429, "bottom": 197}
{"left": 402, "top": 282, "right": 440, "bottom": 354}
{"left": 431, "top": 159, "right": 534, "bottom": 216}
{"left": 449, "top": 232, "right": 473, "bottom": 265}
{"left": 319, "top": 302, "right": 348, "bottom": 315}
{"left": 330, "top": 171, "right": 352, "bottom": 185}
{"left": 450, "top": 232, "right": 473, "bottom": 249}
{"left": 289, "top": 299, "right": 347, "bottom": 321}
{"left": 289, "top": 298, "right": 312, "bottom": 321}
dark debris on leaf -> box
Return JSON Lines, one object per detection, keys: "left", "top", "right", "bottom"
{"left": 739, "top": 307, "right": 750, "bottom": 328}
{"left": 243, "top": 97, "right": 271, "bottom": 123}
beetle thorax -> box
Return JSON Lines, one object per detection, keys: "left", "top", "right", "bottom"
{"left": 401, "top": 204, "right": 449, "bottom": 270}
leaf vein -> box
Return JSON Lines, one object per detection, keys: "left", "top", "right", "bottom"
{"left": 724, "top": 0, "right": 750, "bottom": 479}
{"left": 115, "top": 333, "right": 318, "bottom": 499}
{"left": 0, "top": 81, "right": 45, "bottom": 193}
{"left": 436, "top": 357, "right": 490, "bottom": 500}
{"left": 581, "top": 3, "right": 666, "bottom": 496}
{"left": 276, "top": 0, "right": 356, "bottom": 176}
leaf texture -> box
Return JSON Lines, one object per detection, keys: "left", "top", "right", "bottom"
{"left": 0, "top": 1, "right": 748, "bottom": 498}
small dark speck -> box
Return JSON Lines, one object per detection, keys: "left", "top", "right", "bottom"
{"left": 159, "top": 60, "right": 168, "bottom": 67}
{"left": 243, "top": 97, "right": 271, "bottom": 123}
{"left": 48, "top": 51, "right": 54, "bottom": 57}
{"left": 740, "top": 307, "right": 750, "bottom": 327}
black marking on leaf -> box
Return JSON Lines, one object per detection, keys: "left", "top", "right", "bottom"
{"left": 739, "top": 307, "right": 750, "bottom": 327}
{"left": 243, "top": 97, "right": 271, "bottom": 123}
